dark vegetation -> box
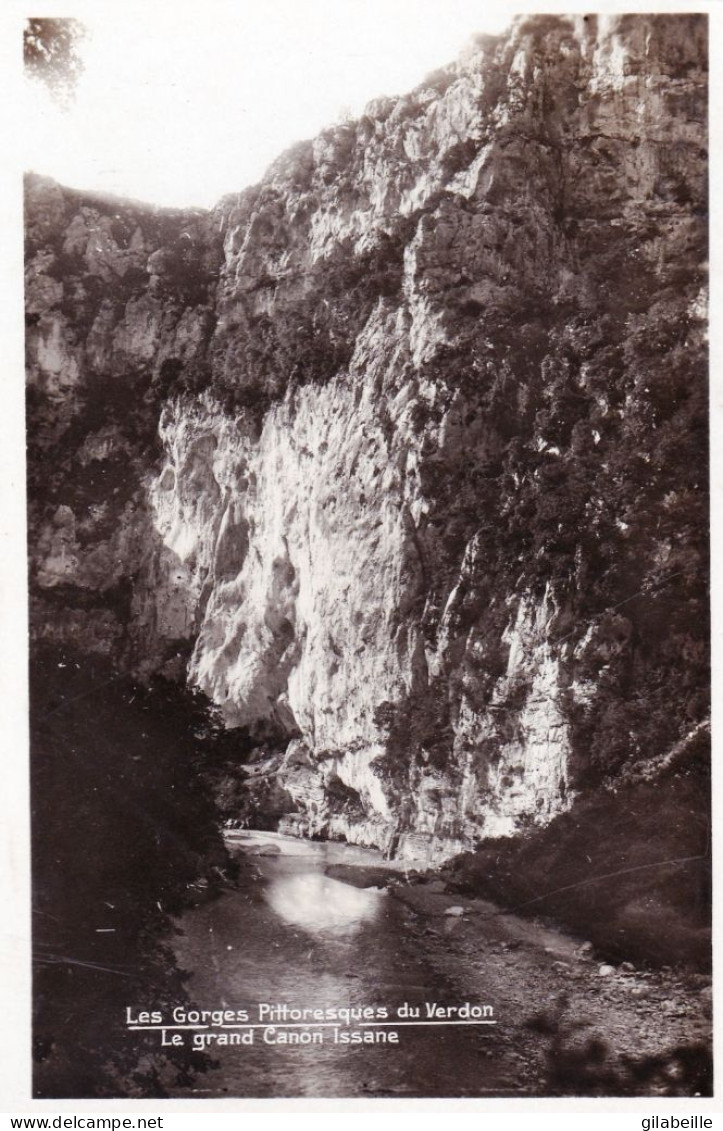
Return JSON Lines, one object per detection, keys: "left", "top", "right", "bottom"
{"left": 24, "top": 18, "right": 86, "bottom": 105}
{"left": 25, "top": 175, "right": 221, "bottom": 466}
{"left": 31, "top": 644, "right": 240, "bottom": 1097}
{"left": 208, "top": 216, "right": 418, "bottom": 418}
{"left": 210, "top": 741, "right": 293, "bottom": 831}
{"left": 25, "top": 346, "right": 185, "bottom": 523}
{"left": 527, "top": 1007, "right": 712, "bottom": 1096}
{"left": 373, "top": 676, "right": 456, "bottom": 794}
{"left": 447, "top": 770, "right": 711, "bottom": 972}
{"left": 370, "top": 65, "right": 708, "bottom": 796}
{"left": 399, "top": 271, "right": 709, "bottom": 787}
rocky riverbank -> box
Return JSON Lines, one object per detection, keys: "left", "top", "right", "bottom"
{"left": 326, "top": 864, "right": 712, "bottom": 1096}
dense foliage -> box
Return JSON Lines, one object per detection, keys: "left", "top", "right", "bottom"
{"left": 24, "top": 18, "right": 86, "bottom": 105}
{"left": 31, "top": 644, "right": 237, "bottom": 1097}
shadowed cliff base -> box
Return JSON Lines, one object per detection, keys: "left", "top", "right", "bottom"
{"left": 30, "top": 646, "right": 239, "bottom": 1097}
{"left": 444, "top": 766, "right": 711, "bottom": 973}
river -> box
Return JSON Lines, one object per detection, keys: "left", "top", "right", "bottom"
{"left": 169, "top": 831, "right": 508, "bottom": 1098}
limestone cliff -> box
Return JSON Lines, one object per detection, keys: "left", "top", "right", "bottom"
{"left": 26, "top": 14, "right": 708, "bottom": 862}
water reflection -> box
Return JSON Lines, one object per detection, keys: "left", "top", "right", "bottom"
{"left": 172, "top": 839, "right": 504, "bottom": 1097}
{"left": 265, "top": 871, "right": 384, "bottom": 933}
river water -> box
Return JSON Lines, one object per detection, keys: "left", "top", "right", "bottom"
{"left": 169, "top": 831, "right": 506, "bottom": 1098}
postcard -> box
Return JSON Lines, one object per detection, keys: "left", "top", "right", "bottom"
{"left": 3, "top": 0, "right": 716, "bottom": 1113}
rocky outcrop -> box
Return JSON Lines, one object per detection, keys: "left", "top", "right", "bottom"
{"left": 25, "top": 175, "right": 222, "bottom": 672}
{"left": 26, "top": 14, "right": 708, "bottom": 862}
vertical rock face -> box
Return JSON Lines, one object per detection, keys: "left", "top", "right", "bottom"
{"left": 26, "top": 15, "right": 708, "bottom": 861}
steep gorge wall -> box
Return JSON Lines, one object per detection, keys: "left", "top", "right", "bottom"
{"left": 26, "top": 14, "right": 708, "bottom": 861}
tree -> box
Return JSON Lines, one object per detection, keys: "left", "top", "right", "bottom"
{"left": 24, "top": 18, "right": 87, "bottom": 106}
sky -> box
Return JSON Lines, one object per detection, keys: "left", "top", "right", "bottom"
{"left": 20, "top": 1, "right": 518, "bottom": 209}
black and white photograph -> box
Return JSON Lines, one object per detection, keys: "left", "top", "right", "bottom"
{"left": 12, "top": 0, "right": 713, "bottom": 1105}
